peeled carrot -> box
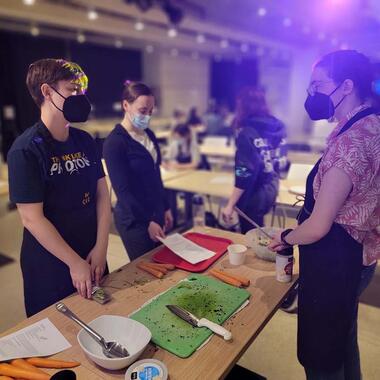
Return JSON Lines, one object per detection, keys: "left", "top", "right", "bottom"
{"left": 211, "top": 269, "right": 250, "bottom": 287}
{"left": 151, "top": 262, "right": 175, "bottom": 270}
{"left": 0, "top": 363, "right": 50, "bottom": 380}
{"left": 25, "top": 358, "right": 79, "bottom": 369}
{"left": 0, "top": 375, "right": 14, "bottom": 380}
{"left": 141, "top": 262, "right": 168, "bottom": 274}
{"left": 209, "top": 270, "right": 242, "bottom": 287}
{"left": 11, "top": 359, "right": 48, "bottom": 375}
{"left": 137, "top": 263, "right": 164, "bottom": 278}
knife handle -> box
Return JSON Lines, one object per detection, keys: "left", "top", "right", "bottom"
{"left": 198, "top": 318, "right": 232, "bottom": 341}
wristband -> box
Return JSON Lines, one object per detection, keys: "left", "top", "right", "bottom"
{"left": 280, "top": 229, "right": 293, "bottom": 247}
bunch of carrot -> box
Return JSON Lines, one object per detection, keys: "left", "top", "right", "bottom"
{"left": 136, "top": 261, "right": 176, "bottom": 278}
{"left": 0, "top": 357, "right": 79, "bottom": 380}
{"left": 209, "top": 268, "right": 250, "bottom": 288}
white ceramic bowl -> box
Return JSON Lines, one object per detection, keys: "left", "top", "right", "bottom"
{"left": 245, "top": 227, "right": 282, "bottom": 262}
{"left": 77, "top": 315, "right": 151, "bottom": 370}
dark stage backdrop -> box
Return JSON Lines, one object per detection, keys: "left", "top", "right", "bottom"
{"left": 210, "top": 58, "right": 258, "bottom": 110}
{"left": 0, "top": 30, "right": 142, "bottom": 160}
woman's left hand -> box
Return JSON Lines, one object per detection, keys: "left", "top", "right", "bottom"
{"left": 164, "top": 209, "right": 174, "bottom": 232}
{"left": 86, "top": 245, "right": 107, "bottom": 286}
{"left": 268, "top": 230, "right": 287, "bottom": 252}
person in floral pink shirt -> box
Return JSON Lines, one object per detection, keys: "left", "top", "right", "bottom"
{"left": 270, "top": 50, "right": 379, "bottom": 380}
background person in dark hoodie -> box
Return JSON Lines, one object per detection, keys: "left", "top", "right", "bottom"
{"left": 222, "top": 87, "right": 288, "bottom": 232}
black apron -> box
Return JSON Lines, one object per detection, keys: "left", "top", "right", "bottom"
{"left": 297, "top": 108, "right": 376, "bottom": 371}
{"left": 21, "top": 125, "right": 100, "bottom": 317}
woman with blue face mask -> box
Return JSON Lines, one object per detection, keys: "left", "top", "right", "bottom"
{"left": 103, "top": 81, "right": 173, "bottom": 260}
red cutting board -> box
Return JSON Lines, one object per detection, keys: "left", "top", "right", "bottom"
{"left": 152, "top": 232, "right": 232, "bottom": 272}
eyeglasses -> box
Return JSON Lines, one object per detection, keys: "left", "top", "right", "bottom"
{"left": 307, "top": 80, "right": 334, "bottom": 96}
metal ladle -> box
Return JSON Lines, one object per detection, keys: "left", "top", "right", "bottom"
{"left": 56, "top": 303, "right": 129, "bottom": 358}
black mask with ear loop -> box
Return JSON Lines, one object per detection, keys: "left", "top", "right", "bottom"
{"left": 50, "top": 86, "right": 91, "bottom": 123}
{"left": 304, "top": 82, "right": 346, "bottom": 121}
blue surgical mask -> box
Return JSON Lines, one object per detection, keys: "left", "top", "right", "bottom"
{"left": 130, "top": 113, "right": 151, "bottom": 130}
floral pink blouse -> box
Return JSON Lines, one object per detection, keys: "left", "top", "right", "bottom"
{"left": 314, "top": 105, "right": 380, "bottom": 266}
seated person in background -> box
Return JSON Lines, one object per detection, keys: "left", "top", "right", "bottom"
{"left": 187, "top": 107, "right": 203, "bottom": 127}
{"left": 203, "top": 102, "right": 224, "bottom": 135}
{"left": 170, "top": 108, "right": 187, "bottom": 129}
{"left": 164, "top": 123, "right": 201, "bottom": 170}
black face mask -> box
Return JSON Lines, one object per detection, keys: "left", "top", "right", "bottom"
{"left": 50, "top": 87, "right": 91, "bottom": 123}
{"left": 304, "top": 83, "right": 345, "bottom": 121}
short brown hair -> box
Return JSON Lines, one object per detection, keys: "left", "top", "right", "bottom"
{"left": 26, "top": 58, "right": 87, "bottom": 107}
{"left": 122, "top": 81, "right": 153, "bottom": 104}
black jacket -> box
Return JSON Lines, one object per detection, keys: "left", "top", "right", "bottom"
{"left": 235, "top": 115, "right": 288, "bottom": 213}
{"left": 103, "top": 124, "right": 169, "bottom": 227}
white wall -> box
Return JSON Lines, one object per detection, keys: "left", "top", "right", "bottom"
{"left": 258, "top": 48, "right": 318, "bottom": 139}
{"left": 143, "top": 51, "right": 210, "bottom": 117}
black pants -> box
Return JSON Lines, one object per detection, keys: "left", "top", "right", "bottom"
{"left": 114, "top": 207, "right": 156, "bottom": 261}
{"left": 238, "top": 214, "right": 264, "bottom": 234}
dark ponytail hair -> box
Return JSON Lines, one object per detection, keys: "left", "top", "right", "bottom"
{"left": 122, "top": 81, "right": 153, "bottom": 104}
{"left": 315, "top": 50, "right": 374, "bottom": 102}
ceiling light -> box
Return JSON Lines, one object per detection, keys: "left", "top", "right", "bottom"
{"left": 87, "top": 10, "right": 98, "bottom": 21}
{"left": 220, "top": 39, "right": 229, "bottom": 49}
{"left": 115, "top": 39, "right": 123, "bottom": 48}
{"left": 77, "top": 32, "right": 86, "bottom": 43}
{"left": 30, "top": 26, "right": 40, "bottom": 36}
{"left": 257, "top": 7, "right": 267, "bottom": 17}
{"left": 134, "top": 21, "right": 145, "bottom": 31}
{"left": 23, "top": 0, "right": 35, "bottom": 5}
{"left": 146, "top": 45, "right": 154, "bottom": 53}
{"left": 168, "top": 27, "right": 177, "bottom": 38}
{"left": 196, "top": 34, "right": 205, "bottom": 44}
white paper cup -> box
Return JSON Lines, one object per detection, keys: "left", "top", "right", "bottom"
{"left": 276, "top": 253, "right": 294, "bottom": 283}
{"left": 227, "top": 244, "right": 247, "bottom": 266}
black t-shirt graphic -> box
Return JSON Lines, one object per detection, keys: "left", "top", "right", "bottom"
{"left": 7, "top": 121, "right": 105, "bottom": 316}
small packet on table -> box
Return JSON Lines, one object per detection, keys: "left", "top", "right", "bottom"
{"left": 91, "top": 286, "right": 112, "bottom": 304}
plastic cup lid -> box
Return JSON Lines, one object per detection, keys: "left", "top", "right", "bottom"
{"left": 125, "top": 359, "right": 168, "bottom": 380}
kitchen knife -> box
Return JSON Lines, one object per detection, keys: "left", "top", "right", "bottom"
{"left": 166, "top": 304, "right": 232, "bottom": 341}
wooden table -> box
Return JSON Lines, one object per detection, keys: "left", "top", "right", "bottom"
{"left": 164, "top": 170, "right": 302, "bottom": 208}
{"left": 200, "top": 145, "right": 235, "bottom": 159}
{"left": 0, "top": 227, "right": 298, "bottom": 379}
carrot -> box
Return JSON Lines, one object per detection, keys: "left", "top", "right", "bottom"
{"left": 11, "top": 359, "right": 48, "bottom": 375}
{"left": 209, "top": 270, "right": 242, "bottom": 287}
{"left": 137, "top": 263, "right": 164, "bottom": 278}
{"left": 210, "top": 269, "right": 250, "bottom": 287}
{"left": 0, "top": 363, "right": 50, "bottom": 380}
{"left": 141, "top": 262, "right": 168, "bottom": 274}
{"left": 0, "top": 375, "right": 14, "bottom": 380}
{"left": 151, "top": 262, "right": 175, "bottom": 270}
{"left": 25, "top": 358, "right": 79, "bottom": 369}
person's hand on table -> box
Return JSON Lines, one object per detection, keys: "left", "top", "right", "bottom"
{"left": 148, "top": 221, "right": 165, "bottom": 242}
{"left": 164, "top": 209, "right": 173, "bottom": 232}
{"left": 70, "top": 258, "right": 92, "bottom": 298}
{"left": 222, "top": 204, "right": 234, "bottom": 223}
{"left": 268, "top": 229, "right": 287, "bottom": 252}
{"left": 86, "top": 245, "right": 107, "bottom": 286}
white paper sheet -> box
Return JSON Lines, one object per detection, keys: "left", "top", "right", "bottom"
{"left": 0, "top": 318, "right": 71, "bottom": 361}
{"left": 158, "top": 233, "right": 216, "bottom": 264}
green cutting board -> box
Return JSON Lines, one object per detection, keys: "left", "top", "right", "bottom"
{"left": 130, "top": 274, "right": 250, "bottom": 358}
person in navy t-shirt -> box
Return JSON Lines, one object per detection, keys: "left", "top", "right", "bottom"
{"left": 7, "top": 59, "right": 111, "bottom": 316}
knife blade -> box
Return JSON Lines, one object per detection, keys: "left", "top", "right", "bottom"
{"left": 166, "top": 305, "right": 232, "bottom": 341}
